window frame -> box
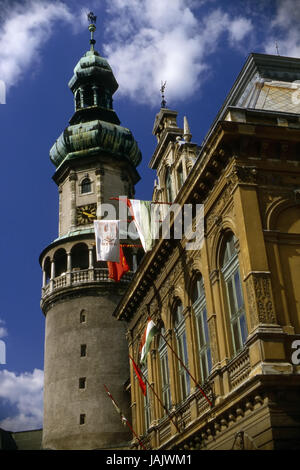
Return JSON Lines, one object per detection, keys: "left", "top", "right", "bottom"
{"left": 80, "top": 177, "right": 92, "bottom": 194}
{"left": 221, "top": 235, "right": 248, "bottom": 356}
{"left": 158, "top": 330, "right": 172, "bottom": 413}
{"left": 192, "top": 276, "right": 212, "bottom": 383}
{"left": 142, "top": 366, "right": 151, "bottom": 431}
{"left": 174, "top": 301, "right": 190, "bottom": 401}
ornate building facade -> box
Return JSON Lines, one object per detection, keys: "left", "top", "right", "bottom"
{"left": 37, "top": 17, "right": 300, "bottom": 450}
{"left": 39, "top": 22, "right": 142, "bottom": 450}
{"left": 114, "top": 53, "right": 300, "bottom": 450}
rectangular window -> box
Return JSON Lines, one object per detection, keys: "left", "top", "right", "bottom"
{"left": 177, "top": 164, "right": 184, "bottom": 189}
{"left": 79, "top": 414, "right": 85, "bottom": 425}
{"left": 80, "top": 344, "right": 87, "bottom": 357}
{"left": 79, "top": 377, "right": 86, "bottom": 389}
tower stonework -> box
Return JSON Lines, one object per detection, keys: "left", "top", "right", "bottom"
{"left": 39, "top": 23, "right": 141, "bottom": 450}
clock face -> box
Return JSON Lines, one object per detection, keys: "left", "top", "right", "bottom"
{"left": 76, "top": 203, "right": 97, "bottom": 225}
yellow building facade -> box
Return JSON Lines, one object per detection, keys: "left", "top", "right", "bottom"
{"left": 114, "top": 53, "right": 300, "bottom": 450}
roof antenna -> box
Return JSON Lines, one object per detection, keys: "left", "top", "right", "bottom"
{"left": 160, "top": 81, "right": 167, "bottom": 108}
{"left": 275, "top": 41, "right": 280, "bottom": 56}
{"left": 87, "top": 11, "right": 97, "bottom": 51}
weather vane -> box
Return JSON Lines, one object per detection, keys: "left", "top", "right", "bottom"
{"left": 87, "top": 11, "right": 97, "bottom": 51}
{"left": 160, "top": 81, "right": 167, "bottom": 108}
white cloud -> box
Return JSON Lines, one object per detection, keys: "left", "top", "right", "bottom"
{"left": 0, "top": 0, "right": 74, "bottom": 90}
{"left": 0, "top": 368, "right": 43, "bottom": 432}
{"left": 103, "top": 1, "right": 253, "bottom": 106}
{"left": 264, "top": 0, "right": 300, "bottom": 58}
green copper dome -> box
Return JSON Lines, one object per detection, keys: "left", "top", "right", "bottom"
{"left": 49, "top": 46, "right": 142, "bottom": 170}
{"left": 68, "top": 50, "right": 118, "bottom": 95}
{"left": 50, "top": 119, "right": 142, "bottom": 169}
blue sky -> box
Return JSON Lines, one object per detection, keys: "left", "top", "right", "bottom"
{"left": 0, "top": 0, "right": 299, "bottom": 432}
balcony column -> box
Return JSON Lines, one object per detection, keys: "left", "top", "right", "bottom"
{"left": 50, "top": 259, "right": 55, "bottom": 292}
{"left": 42, "top": 268, "right": 46, "bottom": 288}
{"left": 66, "top": 251, "right": 72, "bottom": 286}
{"left": 88, "top": 247, "right": 94, "bottom": 281}
{"left": 132, "top": 249, "right": 138, "bottom": 273}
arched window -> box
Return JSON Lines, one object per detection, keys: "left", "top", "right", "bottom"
{"left": 81, "top": 178, "right": 91, "bottom": 194}
{"left": 75, "top": 90, "right": 81, "bottom": 110}
{"left": 44, "top": 257, "right": 51, "bottom": 283}
{"left": 83, "top": 86, "right": 93, "bottom": 107}
{"left": 158, "top": 327, "right": 171, "bottom": 412}
{"left": 71, "top": 243, "right": 89, "bottom": 270}
{"left": 192, "top": 275, "right": 212, "bottom": 382}
{"left": 53, "top": 248, "right": 67, "bottom": 277}
{"left": 165, "top": 168, "right": 173, "bottom": 203}
{"left": 221, "top": 233, "right": 248, "bottom": 355}
{"left": 174, "top": 300, "right": 190, "bottom": 400}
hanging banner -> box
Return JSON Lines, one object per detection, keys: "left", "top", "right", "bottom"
{"left": 128, "top": 199, "right": 154, "bottom": 252}
{"left": 94, "top": 220, "right": 120, "bottom": 262}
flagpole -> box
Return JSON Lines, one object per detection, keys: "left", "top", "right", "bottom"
{"left": 103, "top": 384, "right": 147, "bottom": 451}
{"left": 129, "top": 355, "right": 181, "bottom": 434}
{"left": 159, "top": 333, "right": 213, "bottom": 407}
{"left": 110, "top": 196, "right": 173, "bottom": 205}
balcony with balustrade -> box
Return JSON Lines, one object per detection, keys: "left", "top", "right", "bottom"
{"left": 40, "top": 240, "right": 138, "bottom": 302}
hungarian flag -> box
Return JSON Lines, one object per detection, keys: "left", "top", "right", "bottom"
{"left": 129, "top": 354, "right": 146, "bottom": 396}
{"left": 107, "top": 245, "right": 129, "bottom": 282}
{"left": 127, "top": 199, "right": 153, "bottom": 252}
{"left": 139, "top": 318, "right": 159, "bottom": 365}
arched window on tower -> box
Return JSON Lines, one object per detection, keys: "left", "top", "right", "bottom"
{"left": 83, "top": 86, "right": 93, "bottom": 107}
{"left": 53, "top": 248, "right": 67, "bottom": 277}
{"left": 221, "top": 233, "right": 248, "bottom": 356}
{"left": 81, "top": 177, "right": 91, "bottom": 194}
{"left": 71, "top": 243, "right": 89, "bottom": 271}
{"left": 192, "top": 275, "right": 212, "bottom": 382}
{"left": 165, "top": 167, "right": 174, "bottom": 203}
{"left": 44, "top": 257, "right": 51, "bottom": 284}
{"left": 158, "top": 326, "right": 171, "bottom": 413}
{"left": 174, "top": 300, "right": 190, "bottom": 400}
{"left": 75, "top": 90, "right": 81, "bottom": 110}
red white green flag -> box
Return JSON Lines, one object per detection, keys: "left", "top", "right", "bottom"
{"left": 139, "top": 318, "right": 159, "bottom": 365}
{"left": 129, "top": 355, "right": 146, "bottom": 396}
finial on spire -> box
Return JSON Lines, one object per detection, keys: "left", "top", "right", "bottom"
{"left": 275, "top": 41, "right": 280, "bottom": 56}
{"left": 87, "top": 11, "right": 97, "bottom": 51}
{"left": 160, "top": 81, "right": 167, "bottom": 108}
{"left": 183, "top": 116, "right": 192, "bottom": 142}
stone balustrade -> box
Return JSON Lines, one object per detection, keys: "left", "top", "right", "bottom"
{"left": 41, "top": 268, "right": 133, "bottom": 298}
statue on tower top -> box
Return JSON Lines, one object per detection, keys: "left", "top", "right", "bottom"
{"left": 160, "top": 81, "right": 167, "bottom": 109}
{"left": 87, "top": 11, "right": 97, "bottom": 24}
{"left": 87, "top": 11, "right": 97, "bottom": 51}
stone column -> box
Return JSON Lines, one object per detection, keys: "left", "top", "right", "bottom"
{"left": 88, "top": 247, "right": 94, "bottom": 281}
{"left": 50, "top": 259, "right": 55, "bottom": 292}
{"left": 132, "top": 250, "right": 138, "bottom": 272}
{"left": 92, "top": 85, "right": 98, "bottom": 106}
{"left": 66, "top": 251, "right": 72, "bottom": 286}
{"left": 42, "top": 269, "right": 46, "bottom": 288}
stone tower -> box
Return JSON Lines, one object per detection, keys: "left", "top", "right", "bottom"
{"left": 39, "top": 18, "right": 142, "bottom": 450}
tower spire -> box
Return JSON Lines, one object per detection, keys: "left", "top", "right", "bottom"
{"left": 87, "top": 11, "right": 97, "bottom": 52}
